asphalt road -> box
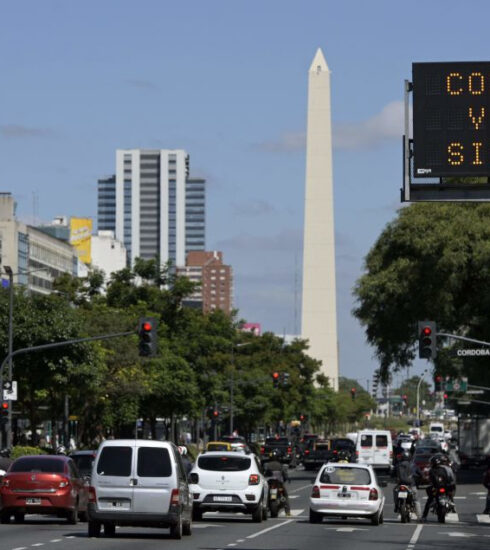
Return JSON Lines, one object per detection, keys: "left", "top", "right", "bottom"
{"left": 1, "top": 467, "right": 489, "bottom": 550}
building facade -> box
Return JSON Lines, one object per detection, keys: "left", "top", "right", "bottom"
{"left": 0, "top": 194, "right": 78, "bottom": 293}
{"left": 91, "top": 230, "right": 127, "bottom": 284}
{"left": 177, "top": 250, "right": 233, "bottom": 314}
{"left": 97, "top": 150, "right": 205, "bottom": 268}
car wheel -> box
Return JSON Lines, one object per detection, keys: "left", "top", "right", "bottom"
{"left": 192, "top": 507, "right": 203, "bottom": 521}
{"left": 88, "top": 520, "right": 101, "bottom": 537}
{"left": 252, "top": 501, "right": 263, "bottom": 523}
{"left": 14, "top": 512, "right": 25, "bottom": 523}
{"left": 67, "top": 503, "right": 78, "bottom": 525}
{"left": 170, "top": 515, "right": 183, "bottom": 539}
{"left": 309, "top": 509, "right": 322, "bottom": 524}
{"left": 0, "top": 512, "right": 11, "bottom": 524}
{"left": 371, "top": 509, "right": 382, "bottom": 525}
{"left": 262, "top": 499, "right": 268, "bottom": 521}
{"left": 104, "top": 522, "right": 116, "bottom": 537}
{"left": 183, "top": 518, "right": 192, "bottom": 536}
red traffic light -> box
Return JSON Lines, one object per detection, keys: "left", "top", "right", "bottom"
{"left": 1, "top": 401, "right": 8, "bottom": 410}
{"left": 213, "top": 410, "right": 219, "bottom": 417}
{"left": 435, "top": 375, "right": 442, "bottom": 382}
{"left": 443, "top": 393, "right": 448, "bottom": 399}
{"left": 142, "top": 321, "right": 152, "bottom": 332}
{"left": 272, "top": 372, "right": 280, "bottom": 379}
{"left": 422, "top": 326, "right": 432, "bottom": 336}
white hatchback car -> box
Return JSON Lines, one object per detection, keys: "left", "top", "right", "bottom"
{"left": 309, "top": 463, "right": 385, "bottom": 525}
{"left": 189, "top": 451, "right": 268, "bottom": 522}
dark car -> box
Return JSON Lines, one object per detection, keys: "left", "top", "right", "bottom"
{"left": 0, "top": 455, "right": 89, "bottom": 524}
{"left": 329, "top": 438, "right": 356, "bottom": 462}
{"left": 411, "top": 445, "right": 441, "bottom": 486}
{"left": 69, "top": 450, "right": 96, "bottom": 479}
{"left": 260, "top": 437, "right": 294, "bottom": 464}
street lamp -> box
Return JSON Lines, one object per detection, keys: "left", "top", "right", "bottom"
{"left": 1, "top": 266, "right": 50, "bottom": 449}
{"left": 229, "top": 342, "right": 253, "bottom": 435}
{"left": 416, "top": 369, "right": 429, "bottom": 427}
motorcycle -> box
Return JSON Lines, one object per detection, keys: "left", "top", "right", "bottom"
{"left": 430, "top": 486, "right": 453, "bottom": 523}
{"left": 395, "top": 484, "right": 416, "bottom": 523}
{"left": 267, "top": 478, "right": 288, "bottom": 518}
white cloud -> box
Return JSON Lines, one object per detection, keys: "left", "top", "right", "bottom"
{"left": 333, "top": 101, "right": 405, "bottom": 150}
{"left": 252, "top": 100, "right": 407, "bottom": 153}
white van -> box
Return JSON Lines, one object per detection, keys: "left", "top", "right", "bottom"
{"left": 355, "top": 430, "right": 393, "bottom": 473}
{"left": 429, "top": 422, "right": 444, "bottom": 435}
{"left": 88, "top": 440, "right": 193, "bottom": 539}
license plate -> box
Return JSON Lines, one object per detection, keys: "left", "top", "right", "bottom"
{"left": 213, "top": 496, "right": 232, "bottom": 502}
{"left": 338, "top": 493, "right": 351, "bottom": 498}
{"left": 398, "top": 492, "right": 408, "bottom": 499}
{"left": 26, "top": 498, "right": 41, "bottom": 505}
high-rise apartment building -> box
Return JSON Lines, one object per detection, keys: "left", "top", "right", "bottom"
{"left": 177, "top": 251, "right": 233, "bottom": 314}
{"left": 97, "top": 150, "right": 205, "bottom": 267}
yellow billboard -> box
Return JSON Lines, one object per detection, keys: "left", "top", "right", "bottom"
{"left": 70, "top": 217, "right": 92, "bottom": 264}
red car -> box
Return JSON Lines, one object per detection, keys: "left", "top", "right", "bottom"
{"left": 0, "top": 455, "right": 88, "bottom": 524}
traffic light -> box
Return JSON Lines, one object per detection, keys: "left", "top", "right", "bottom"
{"left": 351, "top": 387, "right": 357, "bottom": 400}
{"left": 434, "top": 374, "right": 443, "bottom": 392}
{"left": 418, "top": 321, "right": 437, "bottom": 359}
{"left": 0, "top": 401, "right": 8, "bottom": 426}
{"left": 280, "top": 372, "right": 290, "bottom": 387}
{"left": 138, "top": 317, "right": 158, "bottom": 357}
{"left": 272, "top": 371, "right": 280, "bottom": 389}
{"left": 212, "top": 408, "right": 220, "bottom": 420}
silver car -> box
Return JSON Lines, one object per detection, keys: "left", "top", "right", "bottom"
{"left": 309, "top": 463, "right": 385, "bottom": 525}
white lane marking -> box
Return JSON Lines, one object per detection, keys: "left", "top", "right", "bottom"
{"left": 31, "top": 545, "right": 44, "bottom": 547}
{"left": 290, "top": 483, "right": 312, "bottom": 494}
{"left": 406, "top": 523, "right": 423, "bottom": 550}
{"left": 470, "top": 492, "right": 486, "bottom": 495}
{"left": 454, "top": 496, "right": 466, "bottom": 499}
{"left": 227, "top": 545, "right": 237, "bottom": 547}
{"left": 477, "top": 514, "right": 490, "bottom": 523}
{"left": 12, "top": 547, "right": 28, "bottom": 550}
{"left": 438, "top": 531, "right": 477, "bottom": 537}
{"left": 246, "top": 519, "right": 294, "bottom": 539}
{"left": 49, "top": 540, "right": 62, "bottom": 543}
{"left": 65, "top": 536, "right": 75, "bottom": 539}
{"left": 446, "top": 513, "right": 459, "bottom": 523}
{"left": 236, "top": 540, "right": 245, "bottom": 543}
{"left": 277, "top": 508, "right": 304, "bottom": 517}
{"left": 289, "top": 494, "right": 300, "bottom": 499}
{"left": 324, "top": 527, "right": 369, "bottom": 532}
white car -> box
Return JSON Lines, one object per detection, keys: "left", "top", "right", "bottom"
{"left": 189, "top": 451, "right": 269, "bottom": 522}
{"left": 309, "top": 463, "right": 386, "bottom": 525}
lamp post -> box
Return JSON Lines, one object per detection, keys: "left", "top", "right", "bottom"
{"left": 416, "top": 369, "right": 429, "bottom": 427}
{"left": 229, "top": 342, "right": 253, "bottom": 435}
{"left": 2, "top": 266, "right": 50, "bottom": 449}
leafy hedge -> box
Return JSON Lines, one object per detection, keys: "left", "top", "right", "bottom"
{"left": 11, "top": 446, "right": 44, "bottom": 460}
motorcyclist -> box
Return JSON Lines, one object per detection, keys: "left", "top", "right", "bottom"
{"left": 482, "top": 459, "right": 490, "bottom": 515}
{"left": 178, "top": 445, "right": 193, "bottom": 475}
{"left": 421, "top": 453, "right": 456, "bottom": 521}
{"left": 393, "top": 451, "right": 421, "bottom": 520}
{"left": 263, "top": 449, "right": 291, "bottom": 516}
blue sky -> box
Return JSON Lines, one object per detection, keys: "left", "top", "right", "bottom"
{"left": 1, "top": 0, "right": 487, "bottom": 386}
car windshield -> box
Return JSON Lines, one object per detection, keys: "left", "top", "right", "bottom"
{"left": 320, "top": 466, "right": 371, "bottom": 485}
{"left": 265, "top": 438, "right": 289, "bottom": 446}
{"left": 331, "top": 439, "right": 354, "bottom": 450}
{"left": 71, "top": 454, "right": 94, "bottom": 474}
{"left": 11, "top": 457, "right": 65, "bottom": 473}
{"left": 198, "top": 455, "right": 251, "bottom": 472}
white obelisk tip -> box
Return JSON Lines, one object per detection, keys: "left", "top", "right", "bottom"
{"left": 309, "top": 48, "right": 329, "bottom": 72}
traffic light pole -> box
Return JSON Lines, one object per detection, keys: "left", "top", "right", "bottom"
{"left": 0, "top": 330, "right": 134, "bottom": 449}
{"left": 437, "top": 333, "right": 490, "bottom": 347}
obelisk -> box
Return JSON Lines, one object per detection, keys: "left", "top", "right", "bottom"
{"left": 301, "top": 48, "right": 339, "bottom": 390}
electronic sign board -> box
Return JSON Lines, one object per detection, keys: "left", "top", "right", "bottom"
{"left": 413, "top": 62, "right": 490, "bottom": 178}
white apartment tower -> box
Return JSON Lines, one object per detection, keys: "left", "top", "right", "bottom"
{"left": 99, "top": 149, "right": 205, "bottom": 267}
{"left": 301, "top": 49, "right": 339, "bottom": 390}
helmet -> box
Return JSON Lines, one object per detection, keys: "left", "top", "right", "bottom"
{"left": 430, "top": 453, "right": 444, "bottom": 467}
{"left": 438, "top": 453, "right": 451, "bottom": 465}
{"left": 56, "top": 446, "right": 67, "bottom": 455}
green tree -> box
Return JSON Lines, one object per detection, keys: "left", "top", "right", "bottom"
{"left": 353, "top": 203, "right": 490, "bottom": 388}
